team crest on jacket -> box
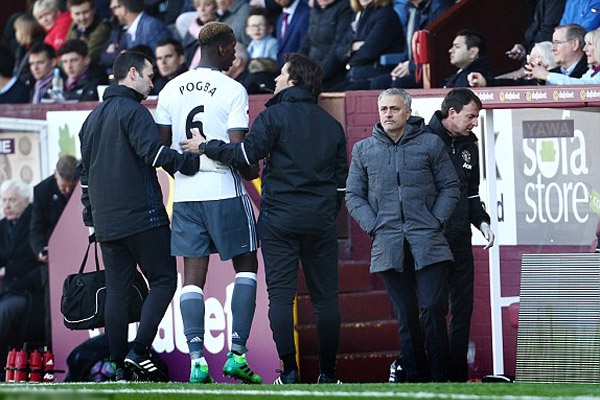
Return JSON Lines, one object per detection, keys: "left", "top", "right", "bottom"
{"left": 461, "top": 150, "right": 472, "bottom": 170}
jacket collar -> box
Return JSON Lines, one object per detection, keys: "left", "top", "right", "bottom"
{"left": 265, "top": 86, "right": 317, "bottom": 107}
{"left": 103, "top": 84, "right": 145, "bottom": 103}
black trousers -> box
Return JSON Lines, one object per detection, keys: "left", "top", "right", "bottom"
{"left": 260, "top": 222, "right": 340, "bottom": 376}
{"left": 100, "top": 225, "right": 177, "bottom": 364}
{"left": 380, "top": 245, "right": 450, "bottom": 382}
{"left": 447, "top": 244, "right": 475, "bottom": 382}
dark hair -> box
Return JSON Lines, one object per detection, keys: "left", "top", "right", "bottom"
{"left": 440, "top": 88, "right": 483, "bottom": 119}
{"left": 156, "top": 38, "right": 185, "bottom": 56}
{"left": 119, "top": 0, "right": 144, "bottom": 12}
{"left": 113, "top": 50, "right": 152, "bottom": 81}
{"left": 283, "top": 53, "right": 323, "bottom": 98}
{"left": 66, "top": 0, "right": 94, "bottom": 8}
{"left": 559, "top": 24, "right": 586, "bottom": 50}
{"left": 56, "top": 155, "right": 78, "bottom": 181}
{"left": 198, "top": 21, "right": 235, "bottom": 49}
{"left": 29, "top": 42, "right": 56, "bottom": 60}
{"left": 57, "top": 38, "right": 89, "bottom": 57}
{"left": 246, "top": 7, "right": 272, "bottom": 26}
{"left": 128, "top": 44, "right": 154, "bottom": 61}
{"left": 456, "top": 28, "right": 486, "bottom": 56}
{"left": 0, "top": 45, "right": 16, "bottom": 78}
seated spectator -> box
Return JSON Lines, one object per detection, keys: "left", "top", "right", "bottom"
{"left": 218, "top": 0, "right": 252, "bottom": 45}
{"left": 28, "top": 42, "right": 57, "bottom": 104}
{"left": 526, "top": 26, "right": 600, "bottom": 84}
{"left": 370, "top": 0, "right": 454, "bottom": 90}
{"left": 151, "top": 38, "right": 187, "bottom": 95}
{"left": 57, "top": 39, "right": 108, "bottom": 101}
{"left": 0, "top": 45, "right": 31, "bottom": 104}
{"left": 65, "top": 0, "right": 111, "bottom": 67}
{"left": 330, "top": 0, "right": 404, "bottom": 91}
{"left": 12, "top": 13, "right": 47, "bottom": 86}
{"left": 505, "top": 0, "right": 565, "bottom": 62}
{"left": 222, "top": 42, "right": 277, "bottom": 93}
{"left": 298, "top": 0, "right": 353, "bottom": 90}
{"left": 0, "top": 180, "right": 47, "bottom": 373}
{"left": 30, "top": 155, "right": 78, "bottom": 263}
{"left": 275, "top": 0, "right": 311, "bottom": 65}
{"left": 559, "top": 0, "right": 600, "bottom": 32}
{"left": 33, "top": 0, "right": 73, "bottom": 52}
{"left": 100, "top": 0, "right": 172, "bottom": 76}
{"left": 246, "top": 7, "right": 278, "bottom": 61}
{"left": 393, "top": 0, "right": 455, "bottom": 37}
{"left": 180, "top": 0, "right": 218, "bottom": 68}
{"left": 469, "top": 41, "right": 556, "bottom": 87}
{"left": 443, "top": 28, "right": 492, "bottom": 88}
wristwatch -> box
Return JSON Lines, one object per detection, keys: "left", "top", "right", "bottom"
{"left": 198, "top": 142, "right": 206, "bottom": 155}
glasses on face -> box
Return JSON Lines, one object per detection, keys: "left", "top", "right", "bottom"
{"left": 248, "top": 23, "right": 267, "bottom": 29}
{"left": 552, "top": 38, "right": 573, "bottom": 47}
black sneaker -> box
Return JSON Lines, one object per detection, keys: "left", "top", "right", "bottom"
{"left": 115, "top": 367, "right": 139, "bottom": 382}
{"left": 389, "top": 358, "right": 406, "bottom": 383}
{"left": 124, "top": 350, "right": 168, "bottom": 382}
{"left": 273, "top": 369, "right": 299, "bottom": 384}
{"left": 317, "top": 373, "right": 342, "bottom": 384}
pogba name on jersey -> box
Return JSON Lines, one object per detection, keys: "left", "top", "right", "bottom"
{"left": 179, "top": 80, "right": 217, "bottom": 96}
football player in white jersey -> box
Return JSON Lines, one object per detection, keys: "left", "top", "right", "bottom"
{"left": 155, "top": 22, "right": 262, "bottom": 385}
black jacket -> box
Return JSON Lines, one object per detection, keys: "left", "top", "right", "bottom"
{"left": 549, "top": 55, "right": 589, "bottom": 78}
{"left": 30, "top": 175, "right": 72, "bottom": 256}
{"left": 79, "top": 84, "right": 197, "bottom": 241}
{"left": 0, "top": 205, "right": 43, "bottom": 293}
{"left": 427, "top": 111, "right": 490, "bottom": 246}
{"left": 299, "top": 0, "right": 353, "bottom": 82}
{"left": 443, "top": 56, "right": 493, "bottom": 88}
{"left": 205, "top": 86, "right": 348, "bottom": 234}
{"left": 64, "top": 66, "right": 109, "bottom": 102}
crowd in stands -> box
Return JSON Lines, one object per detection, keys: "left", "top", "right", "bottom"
{"left": 2, "top": 0, "right": 600, "bottom": 105}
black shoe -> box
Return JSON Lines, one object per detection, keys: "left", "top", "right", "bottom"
{"left": 273, "top": 369, "right": 298, "bottom": 384}
{"left": 389, "top": 358, "right": 406, "bottom": 383}
{"left": 124, "top": 350, "right": 168, "bottom": 382}
{"left": 115, "top": 367, "right": 140, "bottom": 382}
{"left": 317, "top": 373, "right": 342, "bottom": 384}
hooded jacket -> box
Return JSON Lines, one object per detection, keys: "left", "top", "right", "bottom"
{"left": 346, "top": 116, "right": 459, "bottom": 273}
{"left": 427, "top": 111, "right": 490, "bottom": 247}
{"left": 79, "top": 84, "right": 196, "bottom": 241}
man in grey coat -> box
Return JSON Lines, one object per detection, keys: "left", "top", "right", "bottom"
{"left": 346, "top": 88, "right": 459, "bottom": 382}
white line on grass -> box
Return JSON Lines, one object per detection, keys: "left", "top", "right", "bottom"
{"left": 2, "top": 387, "right": 600, "bottom": 400}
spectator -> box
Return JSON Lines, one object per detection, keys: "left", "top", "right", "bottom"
{"left": 57, "top": 39, "right": 108, "bottom": 101}
{"left": 393, "top": 0, "right": 455, "bottom": 37}
{"left": 218, "top": 0, "right": 252, "bottom": 45}
{"left": 559, "top": 0, "right": 600, "bottom": 32}
{"left": 469, "top": 41, "right": 557, "bottom": 87}
{"left": 527, "top": 26, "right": 600, "bottom": 83}
{"left": 12, "top": 13, "right": 46, "bottom": 86}
{"left": 426, "top": 88, "right": 494, "bottom": 383}
{"left": 546, "top": 24, "right": 589, "bottom": 78}
{"left": 245, "top": 7, "right": 278, "bottom": 61}
{"left": 298, "top": 0, "right": 353, "bottom": 90}
{"left": 443, "top": 28, "right": 493, "bottom": 88}
{"left": 330, "top": 0, "right": 403, "bottom": 91}
{"left": 180, "top": 0, "right": 218, "bottom": 68}
{"left": 154, "top": 22, "right": 263, "bottom": 385}
{"left": 180, "top": 52, "right": 348, "bottom": 385}
{"left": 100, "top": 0, "right": 172, "bottom": 77}
{"left": 65, "top": 0, "right": 112, "bottom": 67}
{"left": 0, "top": 45, "right": 31, "bottom": 104}
{"left": 79, "top": 50, "right": 199, "bottom": 382}
{"left": 371, "top": 0, "right": 454, "bottom": 90}
{"left": 345, "top": 88, "right": 459, "bottom": 383}
{"left": 33, "top": 0, "right": 74, "bottom": 52}
{"left": 275, "top": 0, "right": 311, "bottom": 65}
{"left": 151, "top": 38, "right": 187, "bottom": 95}
{"left": 505, "top": 0, "right": 566, "bottom": 61}
{"left": 28, "top": 42, "right": 57, "bottom": 104}
{"left": 0, "top": 180, "right": 47, "bottom": 375}
{"left": 30, "top": 155, "right": 78, "bottom": 263}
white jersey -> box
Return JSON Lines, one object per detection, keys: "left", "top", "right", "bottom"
{"left": 155, "top": 67, "right": 249, "bottom": 202}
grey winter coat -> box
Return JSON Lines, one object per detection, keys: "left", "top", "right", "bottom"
{"left": 345, "top": 116, "right": 459, "bottom": 273}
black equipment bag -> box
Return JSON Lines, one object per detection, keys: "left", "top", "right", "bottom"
{"left": 61, "top": 241, "right": 148, "bottom": 330}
